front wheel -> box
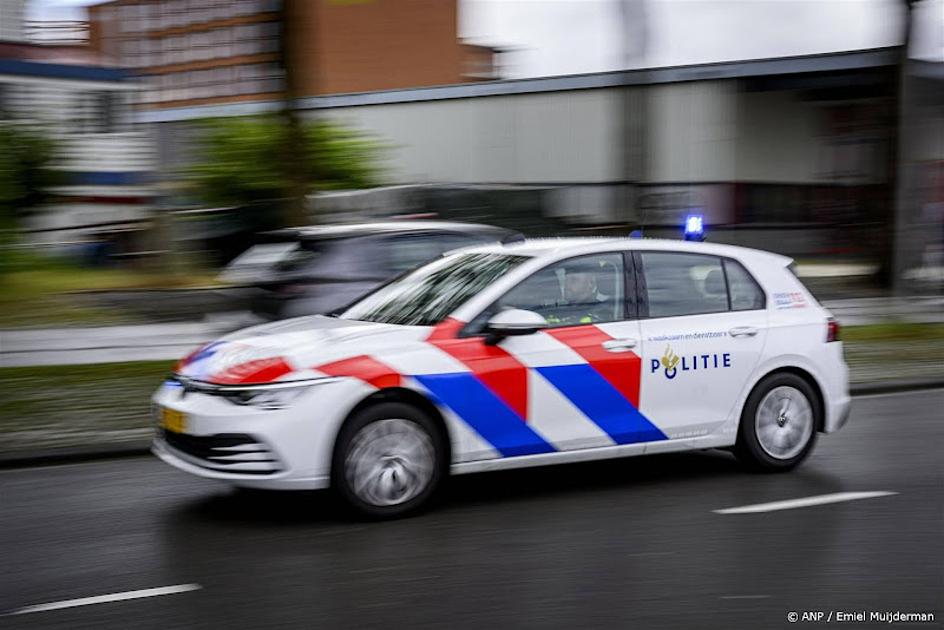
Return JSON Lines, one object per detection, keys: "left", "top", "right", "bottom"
{"left": 735, "top": 373, "right": 820, "bottom": 471}
{"left": 332, "top": 402, "right": 445, "bottom": 518}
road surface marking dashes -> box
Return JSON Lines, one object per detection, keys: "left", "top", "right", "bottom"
{"left": 7, "top": 584, "right": 201, "bottom": 616}
{"left": 713, "top": 491, "right": 897, "bottom": 514}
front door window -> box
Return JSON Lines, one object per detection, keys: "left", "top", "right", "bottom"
{"left": 495, "top": 253, "right": 625, "bottom": 326}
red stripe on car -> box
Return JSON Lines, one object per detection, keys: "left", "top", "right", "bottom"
{"left": 210, "top": 356, "right": 294, "bottom": 385}
{"left": 426, "top": 317, "right": 465, "bottom": 341}
{"left": 545, "top": 326, "right": 641, "bottom": 408}
{"left": 317, "top": 355, "right": 403, "bottom": 389}
{"left": 427, "top": 318, "right": 529, "bottom": 421}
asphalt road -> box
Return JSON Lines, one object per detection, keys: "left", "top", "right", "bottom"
{"left": 1, "top": 390, "right": 941, "bottom": 630}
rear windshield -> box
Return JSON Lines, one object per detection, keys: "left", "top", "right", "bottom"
{"left": 340, "top": 252, "right": 528, "bottom": 326}
{"left": 273, "top": 240, "right": 327, "bottom": 272}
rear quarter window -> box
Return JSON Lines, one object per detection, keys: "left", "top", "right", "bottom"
{"left": 724, "top": 259, "right": 766, "bottom": 311}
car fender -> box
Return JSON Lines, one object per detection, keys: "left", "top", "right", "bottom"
{"left": 724, "top": 353, "right": 831, "bottom": 434}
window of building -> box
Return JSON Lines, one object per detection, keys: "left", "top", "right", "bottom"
{"left": 209, "top": 0, "right": 229, "bottom": 21}
{"left": 97, "top": 92, "right": 118, "bottom": 132}
{"left": 138, "top": 38, "right": 150, "bottom": 67}
{"left": 0, "top": 83, "right": 10, "bottom": 118}
{"left": 235, "top": 0, "right": 260, "bottom": 16}
{"left": 121, "top": 38, "right": 139, "bottom": 60}
{"left": 140, "top": 2, "right": 155, "bottom": 31}
{"left": 170, "top": 0, "right": 187, "bottom": 28}
{"left": 158, "top": 2, "right": 171, "bottom": 29}
{"left": 640, "top": 252, "right": 729, "bottom": 318}
{"left": 119, "top": 4, "right": 139, "bottom": 33}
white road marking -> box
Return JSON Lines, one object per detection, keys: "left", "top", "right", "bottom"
{"left": 7, "top": 584, "right": 202, "bottom": 616}
{"left": 714, "top": 491, "right": 897, "bottom": 514}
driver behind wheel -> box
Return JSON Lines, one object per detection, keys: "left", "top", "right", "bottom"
{"left": 546, "top": 262, "right": 613, "bottom": 325}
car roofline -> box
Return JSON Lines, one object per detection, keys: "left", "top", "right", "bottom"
{"left": 265, "top": 221, "right": 511, "bottom": 241}
{"left": 456, "top": 236, "right": 793, "bottom": 266}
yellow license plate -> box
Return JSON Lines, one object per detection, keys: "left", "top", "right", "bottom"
{"left": 159, "top": 407, "right": 188, "bottom": 433}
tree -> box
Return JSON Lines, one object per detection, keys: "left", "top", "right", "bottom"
{"left": 888, "top": 0, "right": 923, "bottom": 293}
{"left": 277, "top": 0, "right": 310, "bottom": 227}
{"left": 185, "top": 116, "right": 383, "bottom": 216}
{"left": 0, "top": 123, "right": 61, "bottom": 231}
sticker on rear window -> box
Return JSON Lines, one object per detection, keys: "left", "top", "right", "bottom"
{"left": 772, "top": 292, "right": 808, "bottom": 309}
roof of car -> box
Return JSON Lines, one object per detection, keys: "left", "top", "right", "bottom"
{"left": 461, "top": 236, "right": 793, "bottom": 265}
{"left": 269, "top": 220, "right": 510, "bottom": 240}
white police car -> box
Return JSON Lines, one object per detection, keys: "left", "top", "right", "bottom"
{"left": 153, "top": 237, "right": 851, "bottom": 517}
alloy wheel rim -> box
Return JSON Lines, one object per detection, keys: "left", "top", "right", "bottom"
{"left": 755, "top": 386, "right": 814, "bottom": 460}
{"left": 345, "top": 418, "right": 435, "bottom": 507}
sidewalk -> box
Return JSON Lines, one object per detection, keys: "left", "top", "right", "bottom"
{"left": 3, "top": 298, "right": 943, "bottom": 367}
{"left": 823, "top": 296, "right": 944, "bottom": 325}
{"left": 0, "top": 313, "right": 258, "bottom": 367}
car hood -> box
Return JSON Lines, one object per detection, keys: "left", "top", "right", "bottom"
{"left": 175, "top": 315, "right": 429, "bottom": 384}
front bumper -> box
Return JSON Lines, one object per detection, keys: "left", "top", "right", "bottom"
{"left": 151, "top": 377, "right": 370, "bottom": 490}
{"left": 153, "top": 438, "right": 330, "bottom": 490}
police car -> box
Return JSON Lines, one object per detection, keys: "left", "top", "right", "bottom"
{"left": 153, "top": 236, "right": 851, "bottom": 517}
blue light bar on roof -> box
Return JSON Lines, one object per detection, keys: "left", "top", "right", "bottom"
{"left": 683, "top": 213, "right": 705, "bottom": 241}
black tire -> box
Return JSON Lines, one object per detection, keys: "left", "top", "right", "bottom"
{"left": 332, "top": 402, "right": 446, "bottom": 518}
{"left": 734, "top": 372, "right": 820, "bottom": 471}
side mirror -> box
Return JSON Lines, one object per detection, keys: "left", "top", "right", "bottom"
{"left": 484, "top": 309, "right": 548, "bottom": 345}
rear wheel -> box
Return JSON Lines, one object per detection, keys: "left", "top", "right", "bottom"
{"left": 735, "top": 373, "right": 819, "bottom": 471}
{"left": 332, "top": 402, "right": 445, "bottom": 518}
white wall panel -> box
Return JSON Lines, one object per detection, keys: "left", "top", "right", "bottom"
{"left": 644, "top": 81, "right": 738, "bottom": 183}
{"left": 734, "top": 91, "right": 823, "bottom": 183}
{"left": 314, "top": 88, "right": 624, "bottom": 184}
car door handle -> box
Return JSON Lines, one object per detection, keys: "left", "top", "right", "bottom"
{"left": 729, "top": 326, "right": 759, "bottom": 338}
{"left": 602, "top": 338, "right": 637, "bottom": 352}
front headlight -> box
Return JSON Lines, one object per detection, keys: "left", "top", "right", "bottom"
{"left": 225, "top": 386, "right": 309, "bottom": 410}
{"left": 168, "top": 376, "right": 342, "bottom": 411}
{"left": 220, "top": 378, "right": 343, "bottom": 410}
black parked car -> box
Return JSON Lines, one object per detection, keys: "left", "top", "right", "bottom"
{"left": 222, "top": 221, "right": 514, "bottom": 319}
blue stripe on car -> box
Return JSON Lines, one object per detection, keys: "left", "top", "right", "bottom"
{"left": 536, "top": 364, "right": 667, "bottom": 445}
{"left": 415, "top": 373, "right": 556, "bottom": 457}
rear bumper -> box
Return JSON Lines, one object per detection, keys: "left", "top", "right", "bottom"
{"left": 823, "top": 394, "right": 852, "bottom": 433}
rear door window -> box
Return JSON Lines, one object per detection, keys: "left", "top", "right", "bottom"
{"left": 639, "top": 252, "right": 728, "bottom": 318}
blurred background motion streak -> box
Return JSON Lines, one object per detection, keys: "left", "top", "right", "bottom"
{"left": 0, "top": 2, "right": 941, "bottom": 628}
{"left": 0, "top": 0, "right": 942, "bottom": 497}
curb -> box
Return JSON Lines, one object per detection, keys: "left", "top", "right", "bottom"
{"left": 849, "top": 378, "right": 944, "bottom": 396}
{"left": 0, "top": 442, "right": 151, "bottom": 470}
{"left": 1, "top": 381, "right": 942, "bottom": 471}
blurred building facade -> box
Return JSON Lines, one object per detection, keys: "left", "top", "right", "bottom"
{"left": 144, "top": 47, "right": 943, "bottom": 292}
{"left": 86, "top": 0, "right": 502, "bottom": 110}
{"left": 1, "top": 0, "right": 155, "bottom": 249}
{"left": 0, "top": 0, "right": 26, "bottom": 43}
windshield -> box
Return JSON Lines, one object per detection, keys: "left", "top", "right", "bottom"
{"left": 340, "top": 252, "right": 528, "bottom": 326}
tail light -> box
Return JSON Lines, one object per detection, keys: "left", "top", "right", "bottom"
{"left": 826, "top": 317, "right": 840, "bottom": 343}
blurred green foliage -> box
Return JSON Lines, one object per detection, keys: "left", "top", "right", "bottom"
{"left": 0, "top": 124, "right": 62, "bottom": 278}
{"left": 185, "top": 116, "right": 384, "bottom": 208}
{"left": 0, "top": 123, "right": 61, "bottom": 229}
{"left": 0, "top": 248, "right": 222, "bottom": 327}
